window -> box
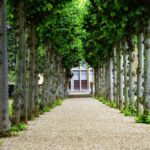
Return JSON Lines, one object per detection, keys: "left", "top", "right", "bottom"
{"left": 73, "top": 70, "right": 79, "bottom": 80}
{"left": 80, "top": 70, "right": 87, "bottom": 80}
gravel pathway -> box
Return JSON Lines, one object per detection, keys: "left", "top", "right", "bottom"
{"left": 1, "top": 98, "right": 150, "bottom": 150}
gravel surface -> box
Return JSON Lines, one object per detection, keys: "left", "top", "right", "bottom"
{"left": 1, "top": 98, "right": 150, "bottom": 150}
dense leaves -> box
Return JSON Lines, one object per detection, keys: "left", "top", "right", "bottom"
{"left": 83, "top": 0, "right": 150, "bottom": 68}
{"left": 38, "top": 0, "right": 88, "bottom": 69}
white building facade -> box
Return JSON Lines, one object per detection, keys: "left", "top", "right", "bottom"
{"left": 69, "top": 63, "right": 94, "bottom": 93}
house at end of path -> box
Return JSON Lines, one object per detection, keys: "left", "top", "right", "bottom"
{"left": 68, "top": 62, "right": 94, "bottom": 95}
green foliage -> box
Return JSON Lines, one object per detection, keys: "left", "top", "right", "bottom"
{"left": 38, "top": 0, "right": 88, "bottom": 70}
{"left": 136, "top": 113, "right": 150, "bottom": 124}
{"left": 10, "top": 123, "right": 27, "bottom": 132}
{"left": 121, "top": 107, "right": 136, "bottom": 116}
{"left": 50, "top": 99, "right": 63, "bottom": 109}
{"left": 98, "top": 97, "right": 137, "bottom": 117}
{"left": 54, "top": 99, "right": 63, "bottom": 106}
{"left": 43, "top": 106, "right": 51, "bottom": 112}
{"left": 83, "top": 0, "right": 150, "bottom": 68}
{"left": 43, "top": 99, "right": 63, "bottom": 112}
{"left": 7, "top": 0, "right": 150, "bottom": 71}
{"left": 98, "top": 97, "right": 117, "bottom": 109}
{"left": 0, "top": 140, "right": 3, "bottom": 146}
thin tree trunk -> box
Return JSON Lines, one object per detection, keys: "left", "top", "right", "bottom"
{"left": 102, "top": 64, "right": 106, "bottom": 97}
{"left": 20, "top": 4, "right": 27, "bottom": 123}
{"left": 51, "top": 52, "right": 57, "bottom": 103}
{"left": 123, "top": 41, "right": 129, "bottom": 109}
{"left": 64, "top": 69, "right": 68, "bottom": 97}
{"left": 104, "top": 63, "right": 108, "bottom": 99}
{"left": 99, "top": 67, "right": 102, "bottom": 96}
{"left": 55, "top": 56, "right": 60, "bottom": 99}
{"left": 144, "top": 20, "right": 150, "bottom": 115}
{"left": 128, "top": 35, "right": 135, "bottom": 109}
{"left": 109, "top": 58, "right": 114, "bottom": 101}
{"left": 137, "top": 32, "right": 144, "bottom": 115}
{"left": 58, "top": 58, "right": 63, "bottom": 98}
{"left": 60, "top": 65, "right": 65, "bottom": 98}
{"left": 13, "top": 0, "right": 26, "bottom": 125}
{"left": 94, "top": 68, "right": 99, "bottom": 97}
{"left": 44, "top": 44, "right": 50, "bottom": 105}
{"left": 119, "top": 43, "right": 124, "bottom": 109}
{"left": 34, "top": 74, "right": 39, "bottom": 117}
{"left": 113, "top": 47, "right": 117, "bottom": 103}
{"left": 41, "top": 75, "right": 47, "bottom": 110}
{"left": 28, "top": 24, "right": 37, "bottom": 120}
{"left": 34, "top": 48, "right": 39, "bottom": 117}
{"left": 0, "top": 0, "right": 10, "bottom": 134}
{"left": 97, "top": 67, "right": 101, "bottom": 96}
{"left": 116, "top": 45, "right": 120, "bottom": 108}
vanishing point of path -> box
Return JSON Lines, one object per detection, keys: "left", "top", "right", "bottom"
{"left": 1, "top": 98, "right": 150, "bottom": 150}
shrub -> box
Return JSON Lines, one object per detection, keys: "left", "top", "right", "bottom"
{"left": 10, "top": 123, "right": 27, "bottom": 132}
{"left": 97, "top": 97, "right": 117, "bottom": 109}
{"left": 136, "top": 113, "right": 150, "bottom": 124}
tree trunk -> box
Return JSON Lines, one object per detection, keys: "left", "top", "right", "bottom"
{"left": 119, "top": 44, "right": 124, "bottom": 109}
{"left": 13, "top": 0, "right": 27, "bottom": 125}
{"left": 102, "top": 65, "right": 106, "bottom": 98}
{"left": 41, "top": 75, "right": 47, "bottom": 110}
{"left": 109, "top": 58, "right": 113, "bottom": 101}
{"left": 99, "top": 67, "right": 102, "bottom": 96}
{"left": 44, "top": 44, "right": 51, "bottom": 105}
{"left": 60, "top": 66, "right": 65, "bottom": 98}
{"left": 116, "top": 45, "right": 120, "bottom": 108}
{"left": 0, "top": 0, "right": 10, "bottom": 134}
{"left": 52, "top": 53, "right": 57, "bottom": 102}
{"left": 128, "top": 35, "right": 135, "bottom": 109}
{"left": 104, "top": 62, "right": 110, "bottom": 99}
{"left": 34, "top": 74, "right": 39, "bottom": 117}
{"left": 64, "top": 69, "right": 68, "bottom": 97}
{"left": 123, "top": 41, "right": 129, "bottom": 109}
{"left": 34, "top": 49, "right": 39, "bottom": 117}
{"left": 137, "top": 32, "right": 144, "bottom": 115}
{"left": 55, "top": 56, "right": 61, "bottom": 99}
{"left": 94, "top": 68, "right": 99, "bottom": 97}
{"left": 144, "top": 20, "right": 150, "bottom": 114}
{"left": 113, "top": 47, "right": 117, "bottom": 103}
{"left": 28, "top": 24, "right": 37, "bottom": 120}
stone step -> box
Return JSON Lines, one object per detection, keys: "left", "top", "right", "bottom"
{"left": 68, "top": 94, "right": 92, "bottom": 98}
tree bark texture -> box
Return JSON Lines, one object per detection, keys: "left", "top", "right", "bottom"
{"left": 113, "top": 47, "right": 117, "bottom": 103}
{"left": 28, "top": 24, "right": 37, "bottom": 120}
{"left": 0, "top": 0, "right": 10, "bottom": 133}
{"left": 119, "top": 44, "right": 124, "bottom": 109}
{"left": 109, "top": 58, "right": 114, "bottom": 101}
{"left": 123, "top": 41, "right": 129, "bottom": 109}
{"left": 128, "top": 35, "right": 135, "bottom": 109}
{"left": 137, "top": 32, "right": 144, "bottom": 115}
{"left": 94, "top": 68, "right": 99, "bottom": 97}
{"left": 144, "top": 20, "right": 150, "bottom": 114}
{"left": 13, "top": 0, "right": 27, "bottom": 125}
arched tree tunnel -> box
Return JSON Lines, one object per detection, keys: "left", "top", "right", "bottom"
{"left": 0, "top": 0, "right": 150, "bottom": 143}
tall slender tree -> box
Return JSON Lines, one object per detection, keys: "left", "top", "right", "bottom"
{"left": 0, "top": 0, "right": 10, "bottom": 134}
{"left": 12, "top": 0, "right": 27, "bottom": 125}
{"left": 144, "top": 20, "right": 150, "bottom": 115}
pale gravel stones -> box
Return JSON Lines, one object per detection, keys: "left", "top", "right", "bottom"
{"left": 1, "top": 98, "right": 150, "bottom": 150}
